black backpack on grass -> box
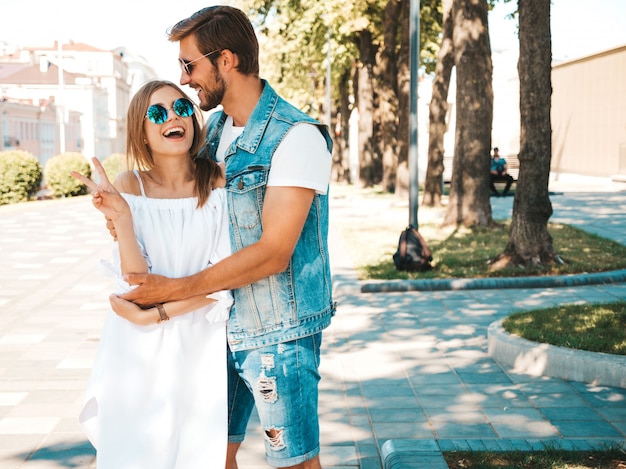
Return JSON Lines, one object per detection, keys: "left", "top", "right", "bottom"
{"left": 393, "top": 225, "right": 433, "bottom": 272}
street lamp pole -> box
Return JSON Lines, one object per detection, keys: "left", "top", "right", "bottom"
{"left": 408, "top": 0, "right": 420, "bottom": 228}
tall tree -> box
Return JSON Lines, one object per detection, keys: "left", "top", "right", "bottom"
{"left": 442, "top": 0, "right": 494, "bottom": 227}
{"left": 394, "top": 0, "right": 411, "bottom": 196}
{"left": 376, "top": 0, "right": 403, "bottom": 192}
{"left": 422, "top": 0, "right": 454, "bottom": 207}
{"left": 356, "top": 29, "right": 379, "bottom": 187}
{"left": 492, "top": 0, "right": 558, "bottom": 268}
{"left": 332, "top": 70, "right": 353, "bottom": 183}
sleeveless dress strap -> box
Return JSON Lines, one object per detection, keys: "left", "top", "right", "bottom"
{"left": 132, "top": 169, "right": 147, "bottom": 197}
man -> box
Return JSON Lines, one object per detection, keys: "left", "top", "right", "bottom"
{"left": 116, "top": 6, "right": 333, "bottom": 469}
{"left": 489, "top": 147, "right": 514, "bottom": 196}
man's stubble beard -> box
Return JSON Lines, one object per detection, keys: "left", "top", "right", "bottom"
{"left": 200, "top": 67, "right": 226, "bottom": 112}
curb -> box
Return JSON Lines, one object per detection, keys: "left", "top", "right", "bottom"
{"left": 360, "top": 269, "right": 626, "bottom": 293}
{"left": 381, "top": 438, "right": 626, "bottom": 469}
{"left": 488, "top": 319, "right": 626, "bottom": 389}
{"left": 381, "top": 440, "right": 448, "bottom": 469}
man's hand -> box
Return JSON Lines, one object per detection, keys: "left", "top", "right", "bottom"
{"left": 119, "top": 273, "right": 182, "bottom": 306}
{"left": 109, "top": 294, "right": 158, "bottom": 326}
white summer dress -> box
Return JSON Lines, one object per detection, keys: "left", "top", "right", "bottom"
{"left": 79, "top": 171, "right": 232, "bottom": 469}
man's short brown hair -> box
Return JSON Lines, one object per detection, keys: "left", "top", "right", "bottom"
{"left": 168, "top": 6, "right": 259, "bottom": 77}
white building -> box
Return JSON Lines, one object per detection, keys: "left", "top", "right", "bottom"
{"left": 0, "top": 40, "right": 157, "bottom": 163}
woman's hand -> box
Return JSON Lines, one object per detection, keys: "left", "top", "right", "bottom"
{"left": 109, "top": 294, "right": 159, "bottom": 326}
{"left": 71, "top": 157, "right": 130, "bottom": 223}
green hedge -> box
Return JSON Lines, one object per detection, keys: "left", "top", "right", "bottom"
{"left": 0, "top": 150, "right": 43, "bottom": 205}
{"left": 101, "top": 153, "right": 127, "bottom": 182}
{"left": 44, "top": 152, "right": 91, "bottom": 198}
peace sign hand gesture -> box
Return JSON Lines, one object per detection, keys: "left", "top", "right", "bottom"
{"left": 71, "top": 157, "right": 130, "bottom": 223}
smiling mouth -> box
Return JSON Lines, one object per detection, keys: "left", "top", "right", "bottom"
{"left": 164, "top": 126, "right": 185, "bottom": 138}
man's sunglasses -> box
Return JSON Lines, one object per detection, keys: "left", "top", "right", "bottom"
{"left": 145, "top": 98, "right": 195, "bottom": 124}
{"left": 178, "top": 49, "right": 222, "bottom": 75}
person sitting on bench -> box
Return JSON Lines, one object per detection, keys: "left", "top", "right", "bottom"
{"left": 489, "top": 147, "right": 514, "bottom": 196}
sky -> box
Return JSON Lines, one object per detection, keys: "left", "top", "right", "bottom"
{"left": 490, "top": 0, "right": 626, "bottom": 61}
{"left": 0, "top": 0, "right": 222, "bottom": 84}
{"left": 1, "top": 0, "right": 625, "bottom": 85}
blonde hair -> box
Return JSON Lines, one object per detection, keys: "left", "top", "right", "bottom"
{"left": 125, "top": 80, "right": 220, "bottom": 207}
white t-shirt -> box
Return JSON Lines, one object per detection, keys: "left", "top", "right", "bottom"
{"left": 215, "top": 115, "right": 331, "bottom": 195}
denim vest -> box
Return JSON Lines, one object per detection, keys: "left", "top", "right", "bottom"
{"left": 204, "top": 80, "right": 335, "bottom": 351}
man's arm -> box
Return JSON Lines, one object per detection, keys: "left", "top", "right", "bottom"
{"left": 120, "top": 185, "right": 315, "bottom": 306}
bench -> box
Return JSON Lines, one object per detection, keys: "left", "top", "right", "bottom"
{"left": 442, "top": 154, "right": 520, "bottom": 190}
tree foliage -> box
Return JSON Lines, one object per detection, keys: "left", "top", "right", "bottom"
{"left": 234, "top": 0, "right": 443, "bottom": 187}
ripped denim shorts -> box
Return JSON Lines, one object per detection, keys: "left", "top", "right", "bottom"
{"left": 227, "top": 333, "right": 322, "bottom": 467}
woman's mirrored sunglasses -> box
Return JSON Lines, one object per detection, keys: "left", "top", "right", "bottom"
{"left": 145, "top": 98, "right": 194, "bottom": 125}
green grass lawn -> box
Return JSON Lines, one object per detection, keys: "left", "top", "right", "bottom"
{"left": 502, "top": 302, "right": 626, "bottom": 355}
{"left": 443, "top": 446, "right": 626, "bottom": 468}
{"left": 332, "top": 185, "right": 626, "bottom": 281}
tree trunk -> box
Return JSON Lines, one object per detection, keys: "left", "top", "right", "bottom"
{"left": 377, "top": 0, "right": 402, "bottom": 193}
{"left": 422, "top": 0, "right": 454, "bottom": 207}
{"left": 493, "top": 0, "right": 557, "bottom": 268}
{"left": 395, "top": 0, "right": 411, "bottom": 198}
{"left": 331, "top": 70, "right": 352, "bottom": 183}
{"left": 442, "top": 0, "right": 494, "bottom": 227}
{"left": 357, "top": 29, "right": 378, "bottom": 187}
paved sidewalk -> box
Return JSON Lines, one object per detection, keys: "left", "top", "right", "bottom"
{"left": 0, "top": 184, "right": 625, "bottom": 468}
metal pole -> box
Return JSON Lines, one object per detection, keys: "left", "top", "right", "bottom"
{"left": 408, "top": 0, "right": 420, "bottom": 228}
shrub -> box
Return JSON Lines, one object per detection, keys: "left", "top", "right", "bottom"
{"left": 44, "top": 152, "right": 91, "bottom": 198}
{"left": 101, "top": 153, "right": 127, "bottom": 182}
{"left": 0, "top": 150, "right": 43, "bottom": 205}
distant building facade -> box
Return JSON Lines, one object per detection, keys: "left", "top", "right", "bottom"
{"left": 0, "top": 97, "right": 81, "bottom": 166}
{"left": 0, "top": 40, "right": 156, "bottom": 165}
{"left": 440, "top": 43, "right": 626, "bottom": 184}
{"left": 551, "top": 45, "right": 626, "bottom": 181}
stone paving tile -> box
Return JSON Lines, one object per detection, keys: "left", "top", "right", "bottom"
{"left": 371, "top": 422, "right": 434, "bottom": 440}
{"left": 552, "top": 420, "right": 623, "bottom": 438}
{"left": 540, "top": 406, "right": 605, "bottom": 422}
{"left": 433, "top": 423, "right": 498, "bottom": 440}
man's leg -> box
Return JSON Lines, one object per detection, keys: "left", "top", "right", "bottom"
{"left": 489, "top": 177, "right": 499, "bottom": 196}
{"left": 227, "top": 448, "right": 321, "bottom": 469}
{"left": 284, "top": 455, "right": 322, "bottom": 469}
{"left": 232, "top": 334, "right": 323, "bottom": 468}
{"left": 226, "top": 442, "right": 241, "bottom": 469}
{"left": 503, "top": 175, "right": 513, "bottom": 195}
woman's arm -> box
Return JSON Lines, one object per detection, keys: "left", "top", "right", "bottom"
{"left": 71, "top": 157, "right": 148, "bottom": 274}
{"left": 109, "top": 293, "right": 218, "bottom": 326}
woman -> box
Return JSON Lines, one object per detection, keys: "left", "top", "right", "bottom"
{"left": 72, "top": 80, "right": 231, "bottom": 468}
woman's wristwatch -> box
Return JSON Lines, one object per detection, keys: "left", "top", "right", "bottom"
{"left": 156, "top": 303, "right": 170, "bottom": 323}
